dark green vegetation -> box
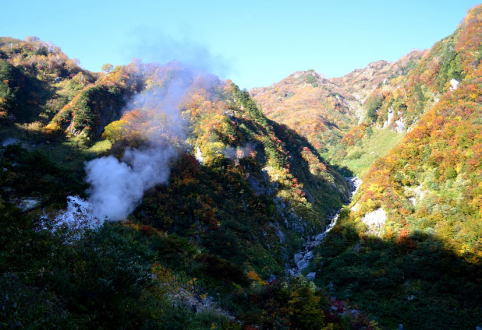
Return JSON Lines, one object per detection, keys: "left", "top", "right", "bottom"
{"left": 0, "top": 141, "right": 367, "bottom": 329}
{"left": 0, "top": 37, "right": 368, "bottom": 329}
{"left": 0, "top": 37, "right": 94, "bottom": 124}
{"left": 308, "top": 210, "right": 481, "bottom": 329}
{"left": 1, "top": 5, "right": 481, "bottom": 329}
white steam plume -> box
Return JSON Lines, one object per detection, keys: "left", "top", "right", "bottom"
{"left": 54, "top": 36, "right": 225, "bottom": 231}
{"left": 55, "top": 69, "right": 196, "bottom": 228}
{"left": 83, "top": 71, "right": 191, "bottom": 221}
{"left": 85, "top": 145, "right": 177, "bottom": 220}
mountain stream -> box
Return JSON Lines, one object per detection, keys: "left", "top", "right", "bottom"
{"left": 288, "top": 177, "right": 361, "bottom": 277}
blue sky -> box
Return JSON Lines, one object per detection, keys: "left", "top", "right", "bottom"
{"left": 1, "top": 0, "right": 479, "bottom": 88}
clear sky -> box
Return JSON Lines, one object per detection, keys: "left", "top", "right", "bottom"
{"left": 1, "top": 0, "right": 479, "bottom": 88}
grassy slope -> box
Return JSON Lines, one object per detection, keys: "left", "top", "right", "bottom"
{"left": 323, "top": 128, "right": 403, "bottom": 177}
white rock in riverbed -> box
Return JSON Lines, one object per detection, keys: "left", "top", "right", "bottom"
{"left": 288, "top": 177, "right": 360, "bottom": 276}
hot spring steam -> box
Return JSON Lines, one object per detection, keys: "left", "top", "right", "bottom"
{"left": 54, "top": 68, "right": 194, "bottom": 229}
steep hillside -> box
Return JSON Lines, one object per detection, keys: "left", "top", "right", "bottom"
{"left": 251, "top": 70, "right": 358, "bottom": 151}
{"left": 0, "top": 37, "right": 96, "bottom": 124}
{"left": 46, "top": 64, "right": 143, "bottom": 144}
{"left": 331, "top": 51, "right": 423, "bottom": 109}
{"left": 307, "top": 5, "right": 482, "bottom": 329}
{"left": 326, "top": 4, "right": 481, "bottom": 176}
{"left": 0, "top": 38, "right": 371, "bottom": 328}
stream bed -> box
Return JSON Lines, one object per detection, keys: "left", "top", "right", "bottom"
{"left": 288, "top": 177, "right": 361, "bottom": 277}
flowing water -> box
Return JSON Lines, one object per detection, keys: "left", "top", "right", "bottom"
{"left": 288, "top": 177, "right": 361, "bottom": 277}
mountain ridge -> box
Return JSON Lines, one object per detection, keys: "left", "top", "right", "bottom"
{"left": 250, "top": 50, "right": 423, "bottom": 154}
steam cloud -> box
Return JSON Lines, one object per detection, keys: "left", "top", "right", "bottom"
{"left": 55, "top": 68, "right": 198, "bottom": 228}
{"left": 84, "top": 71, "right": 190, "bottom": 221}
{"left": 54, "top": 35, "right": 225, "bottom": 230}
{"left": 86, "top": 146, "right": 177, "bottom": 220}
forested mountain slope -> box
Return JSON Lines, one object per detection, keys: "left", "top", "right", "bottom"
{"left": 251, "top": 51, "right": 422, "bottom": 156}
{"left": 304, "top": 5, "right": 482, "bottom": 329}
{"left": 322, "top": 5, "right": 481, "bottom": 177}
{"left": 0, "top": 37, "right": 372, "bottom": 328}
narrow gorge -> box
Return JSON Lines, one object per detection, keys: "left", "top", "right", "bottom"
{"left": 288, "top": 177, "right": 362, "bottom": 277}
